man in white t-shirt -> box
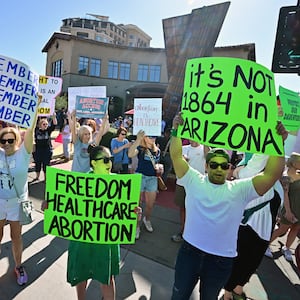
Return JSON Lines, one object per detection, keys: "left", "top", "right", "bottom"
{"left": 169, "top": 113, "right": 287, "bottom": 300}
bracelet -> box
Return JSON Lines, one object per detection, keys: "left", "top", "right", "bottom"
{"left": 171, "top": 128, "right": 178, "bottom": 137}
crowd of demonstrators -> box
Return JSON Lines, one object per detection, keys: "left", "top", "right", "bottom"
{"left": 156, "top": 128, "right": 173, "bottom": 183}
{"left": 32, "top": 113, "right": 57, "bottom": 182}
{"left": 110, "top": 127, "right": 132, "bottom": 174}
{"left": 169, "top": 112, "right": 287, "bottom": 300}
{"left": 265, "top": 152, "right": 300, "bottom": 262}
{"left": 128, "top": 130, "right": 161, "bottom": 239}
{"left": 222, "top": 154, "right": 283, "bottom": 300}
{"left": 0, "top": 95, "right": 41, "bottom": 286}
{"left": 171, "top": 140, "right": 210, "bottom": 243}
{"left": 67, "top": 144, "right": 119, "bottom": 300}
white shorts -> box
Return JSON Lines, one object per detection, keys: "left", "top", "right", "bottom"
{"left": 0, "top": 198, "right": 20, "bottom": 221}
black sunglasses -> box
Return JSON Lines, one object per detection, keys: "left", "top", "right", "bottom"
{"left": 209, "top": 161, "right": 230, "bottom": 170}
{"left": 93, "top": 157, "right": 114, "bottom": 164}
{"left": 120, "top": 133, "right": 126, "bottom": 135}
{"left": 0, "top": 138, "right": 15, "bottom": 145}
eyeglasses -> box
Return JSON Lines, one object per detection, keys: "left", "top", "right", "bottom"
{"left": 0, "top": 138, "right": 15, "bottom": 145}
{"left": 93, "top": 157, "right": 114, "bottom": 164}
{"left": 120, "top": 133, "right": 126, "bottom": 136}
{"left": 209, "top": 161, "right": 230, "bottom": 170}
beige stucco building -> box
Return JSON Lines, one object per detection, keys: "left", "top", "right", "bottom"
{"left": 42, "top": 15, "right": 255, "bottom": 118}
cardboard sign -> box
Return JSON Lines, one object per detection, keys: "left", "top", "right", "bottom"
{"left": 75, "top": 96, "right": 108, "bottom": 118}
{"left": 68, "top": 86, "right": 106, "bottom": 111}
{"left": 133, "top": 98, "right": 162, "bottom": 136}
{"left": 279, "top": 86, "right": 300, "bottom": 131}
{"left": 38, "top": 75, "right": 62, "bottom": 116}
{"left": 44, "top": 167, "right": 142, "bottom": 244}
{"left": 179, "top": 57, "right": 284, "bottom": 156}
{"left": 0, "top": 54, "right": 39, "bottom": 128}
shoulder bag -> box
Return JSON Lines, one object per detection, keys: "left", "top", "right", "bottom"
{"left": 5, "top": 155, "right": 33, "bottom": 225}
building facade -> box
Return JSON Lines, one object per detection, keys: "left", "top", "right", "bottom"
{"left": 42, "top": 16, "right": 255, "bottom": 118}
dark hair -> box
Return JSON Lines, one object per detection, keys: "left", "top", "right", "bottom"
{"left": 87, "top": 144, "right": 111, "bottom": 167}
{"left": 116, "top": 126, "right": 127, "bottom": 136}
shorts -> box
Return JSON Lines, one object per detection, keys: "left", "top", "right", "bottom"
{"left": 0, "top": 198, "right": 20, "bottom": 221}
{"left": 174, "top": 185, "right": 186, "bottom": 208}
{"left": 140, "top": 174, "right": 157, "bottom": 192}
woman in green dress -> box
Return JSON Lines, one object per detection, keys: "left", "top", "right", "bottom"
{"left": 67, "top": 144, "right": 121, "bottom": 300}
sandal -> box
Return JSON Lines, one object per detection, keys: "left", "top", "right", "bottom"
{"left": 232, "top": 291, "right": 247, "bottom": 300}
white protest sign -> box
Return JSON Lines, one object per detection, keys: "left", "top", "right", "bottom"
{"left": 0, "top": 54, "right": 39, "bottom": 128}
{"left": 133, "top": 98, "right": 162, "bottom": 136}
{"left": 38, "top": 75, "right": 63, "bottom": 116}
{"left": 68, "top": 86, "right": 106, "bottom": 112}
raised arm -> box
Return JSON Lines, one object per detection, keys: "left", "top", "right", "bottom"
{"left": 170, "top": 113, "right": 189, "bottom": 178}
{"left": 69, "top": 110, "right": 78, "bottom": 144}
{"left": 128, "top": 130, "right": 144, "bottom": 158}
{"left": 24, "top": 93, "right": 42, "bottom": 153}
{"left": 252, "top": 121, "right": 288, "bottom": 196}
{"left": 94, "top": 114, "right": 110, "bottom": 145}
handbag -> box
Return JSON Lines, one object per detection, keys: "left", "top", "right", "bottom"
{"left": 5, "top": 155, "right": 33, "bottom": 225}
{"left": 147, "top": 149, "right": 167, "bottom": 191}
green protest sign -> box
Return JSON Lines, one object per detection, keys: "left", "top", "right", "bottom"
{"left": 279, "top": 86, "right": 300, "bottom": 131}
{"left": 179, "top": 57, "right": 284, "bottom": 156}
{"left": 44, "top": 167, "right": 142, "bottom": 244}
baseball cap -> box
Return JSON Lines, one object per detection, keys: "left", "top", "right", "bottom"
{"left": 205, "top": 148, "right": 230, "bottom": 163}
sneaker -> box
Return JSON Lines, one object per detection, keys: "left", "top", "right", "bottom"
{"left": 135, "top": 227, "right": 140, "bottom": 239}
{"left": 14, "top": 266, "right": 28, "bottom": 285}
{"left": 264, "top": 247, "right": 273, "bottom": 258}
{"left": 143, "top": 217, "right": 153, "bottom": 232}
{"left": 282, "top": 246, "right": 293, "bottom": 262}
{"left": 171, "top": 233, "right": 183, "bottom": 243}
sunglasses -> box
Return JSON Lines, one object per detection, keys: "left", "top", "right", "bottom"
{"left": 209, "top": 161, "right": 230, "bottom": 170}
{"left": 0, "top": 138, "right": 15, "bottom": 145}
{"left": 93, "top": 157, "right": 114, "bottom": 164}
{"left": 120, "top": 133, "right": 126, "bottom": 136}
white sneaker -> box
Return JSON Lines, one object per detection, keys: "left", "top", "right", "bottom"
{"left": 264, "top": 247, "right": 273, "bottom": 258}
{"left": 143, "top": 217, "right": 153, "bottom": 232}
{"left": 282, "top": 246, "right": 293, "bottom": 262}
{"left": 135, "top": 227, "right": 140, "bottom": 239}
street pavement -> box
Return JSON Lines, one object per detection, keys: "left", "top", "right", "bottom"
{"left": 0, "top": 140, "right": 300, "bottom": 299}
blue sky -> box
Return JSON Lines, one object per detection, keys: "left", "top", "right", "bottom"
{"left": 1, "top": 0, "right": 299, "bottom": 93}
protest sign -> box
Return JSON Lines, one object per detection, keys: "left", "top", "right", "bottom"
{"left": 0, "top": 54, "right": 39, "bottom": 128}
{"left": 68, "top": 86, "right": 106, "bottom": 111}
{"left": 44, "top": 167, "right": 142, "bottom": 244}
{"left": 38, "top": 75, "right": 62, "bottom": 116}
{"left": 133, "top": 98, "right": 162, "bottom": 136}
{"left": 179, "top": 57, "right": 284, "bottom": 156}
{"left": 75, "top": 96, "right": 108, "bottom": 118}
{"left": 279, "top": 86, "right": 300, "bottom": 131}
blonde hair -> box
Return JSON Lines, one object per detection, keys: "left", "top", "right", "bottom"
{"left": 286, "top": 152, "right": 300, "bottom": 168}
{"left": 0, "top": 127, "right": 21, "bottom": 146}
{"left": 78, "top": 125, "right": 92, "bottom": 142}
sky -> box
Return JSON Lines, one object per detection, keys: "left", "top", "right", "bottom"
{"left": 1, "top": 0, "right": 299, "bottom": 94}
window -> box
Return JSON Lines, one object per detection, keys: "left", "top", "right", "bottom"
{"left": 149, "top": 65, "right": 161, "bottom": 82}
{"left": 77, "top": 32, "right": 89, "bottom": 38}
{"left": 90, "top": 58, "right": 101, "bottom": 77}
{"left": 108, "top": 61, "right": 119, "bottom": 79}
{"left": 51, "top": 59, "right": 63, "bottom": 77}
{"left": 78, "top": 56, "right": 89, "bottom": 74}
{"left": 138, "top": 64, "right": 148, "bottom": 81}
{"left": 138, "top": 64, "right": 161, "bottom": 82}
{"left": 119, "top": 63, "right": 130, "bottom": 80}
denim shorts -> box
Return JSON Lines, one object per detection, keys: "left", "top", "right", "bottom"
{"left": 140, "top": 174, "right": 158, "bottom": 192}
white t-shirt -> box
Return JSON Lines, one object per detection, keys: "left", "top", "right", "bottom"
{"left": 177, "top": 167, "right": 258, "bottom": 257}
{"left": 182, "top": 144, "right": 206, "bottom": 174}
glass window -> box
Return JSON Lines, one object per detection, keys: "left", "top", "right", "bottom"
{"left": 149, "top": 65, "right": 161, "bottom": 82}
{"left": 90, "top": 58, "right": 101, "bottom": 77}
{"left": 119, "top": 63, "right": 130, "bottom": 80}
{"left": 137, "top": 64, "right": 148, "bottom": 81}
{"left": 108, "top": 61, "right": 118, "bottom": 79}
{"left": 78, "top": 56, "right": 89, "bottom": 74}
{"left": 51, "top": 59, "right": 63, "bottom": 77}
